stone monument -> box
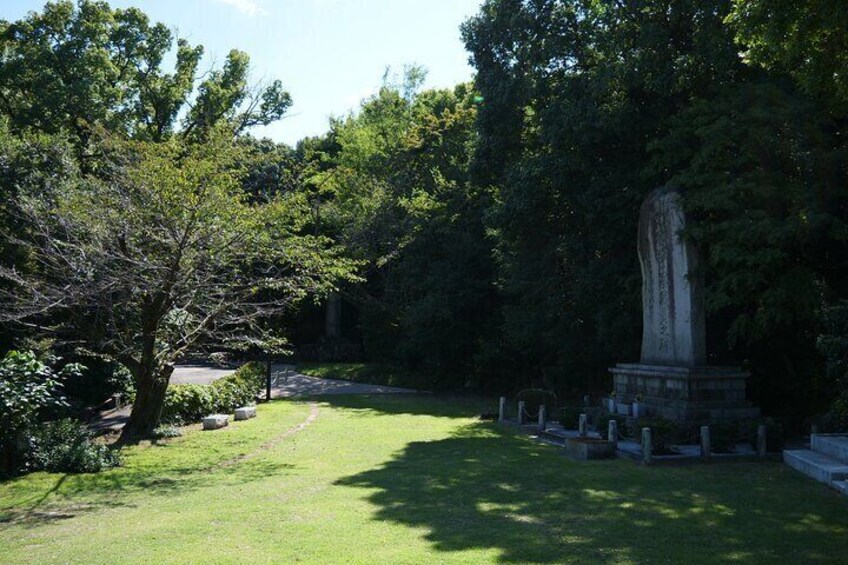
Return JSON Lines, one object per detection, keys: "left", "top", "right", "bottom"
{"left": 609, "top": 187, "right": 759, "bottom": 423}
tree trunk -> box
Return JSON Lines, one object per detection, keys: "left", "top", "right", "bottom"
{"left": 121, "top": 364, "right": 174, "bottom": 440}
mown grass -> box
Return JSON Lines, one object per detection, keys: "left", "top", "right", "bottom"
{"left": 1, "top": 394, "right": 847, "bottom": 564}
{"left": 297, "top": 361, "right": 430, "bottom": 390}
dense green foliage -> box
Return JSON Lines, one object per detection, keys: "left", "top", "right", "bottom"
{"left": 515, "top": 388, "right": 558, "bottom": 416}
{"left": 300, "top": 72, "right": 498, "bottom": 388}
{"left": 161, "top": 362, "right": 265, "bottom": 425}
{"left": 0, "top": 350, "right": 79, "bottom": 472}
{"left": 451, "top": 0, "right": 848, "bottom": 424}
{"left": 23, "top": 418, "right": 119, "bottom": 474}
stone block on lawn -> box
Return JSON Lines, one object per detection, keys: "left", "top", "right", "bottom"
{"left": 235, "top": 406, "right": 257, "bottom": 421}
{"left": 202, "top": 414, "right": 229, "bottom": 430}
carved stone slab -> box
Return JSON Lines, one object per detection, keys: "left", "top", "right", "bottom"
{"left": 637, "top": 187, "right": 705, "bottom": 366}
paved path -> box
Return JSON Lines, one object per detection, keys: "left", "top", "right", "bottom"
{"left": 268, "top": 364, "right": 415, "bottom": 398}
{"left": 171, "top": 363, "right": 236, "bottom": 385}
{"left": 91, "top": 363, "right": 414, "bottom": 432}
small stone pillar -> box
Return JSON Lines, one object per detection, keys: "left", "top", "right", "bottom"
{"left": 325, "top": 292, "right": 342, "bottom": 339}
{"left": 700, "top": 425, "right": 711, "bottom": 461}
{"left": 757, "top": 424, "right": 767, "bottom": 457}
{"left": 608, "top": 419, "right": 618, "bottom": 449}
{"left": 578, "top": 413, "right": 588, "bottom": 437}
{"left": 498, "top": 397, "right": 506, "bottom": 422}
{"left": 642, "top": 427, "right": 652, "bottom": 465}
{"left": 112, "top": 393, "right": 122, "bottom": 410}
{"left": 538, "top": 405, "right": 547, "bottom": 431}
{"left": 518, "top": 401, "right": 526, "bottom": 425}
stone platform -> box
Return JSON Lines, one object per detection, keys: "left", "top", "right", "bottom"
{"left": 784, "top": 434, "right": 848, "bottom": 495}
{"left": 609, "top": 363, "right": 760, "bottom": 423}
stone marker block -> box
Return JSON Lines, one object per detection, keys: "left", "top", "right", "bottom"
{"left": 608, "top": 419, "right": 618, "bottom": 449}
{"left": 499, "top": 397, "right": 506, "bottom": 422}
{"left": 235, "top": 406, "right": 257, "bottom": 421}
{"left": 700, "top": 425, "right": 711, "bottom": 461}
{"left": 538, "top": 405, "right": 547, "bottom": 431}
{"left": 642, "top": 427, "right": 652, "bottom": 464}
{"left": 203, "top": 414, "right": 229, "bottom": 430}
{"left": 578, "top": 413, "right": 588, "bottom": 437}
{"left": 518, "top": 401, "right": 526, "bottom": 425}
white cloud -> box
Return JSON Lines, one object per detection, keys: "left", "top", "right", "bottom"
{"left": 213, "top": 0, "right": 267, "bottom": 17}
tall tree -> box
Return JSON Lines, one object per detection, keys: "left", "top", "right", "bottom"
{"left": 0, "top": 130, "right": 354, "bottom": 437}
{"left": 0, "top": 1, "right": 289, "bottom": 146}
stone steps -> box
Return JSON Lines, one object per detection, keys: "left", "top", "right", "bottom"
{"left": 811, "top": 434, "right": 848, "bottom": 463}
{"left": 783, "top": 433, "right": 848, "bottom": 495}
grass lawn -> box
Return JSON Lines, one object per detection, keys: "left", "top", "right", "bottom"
{"left": 297, "top": 361, "right": 429, "bottom": 389}
{"left": 1, "top": 394, "right": 847, "bottom": 564}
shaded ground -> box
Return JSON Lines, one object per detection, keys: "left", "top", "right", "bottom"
{"left": 3, "top": 395, "right": 847, "bottom": 564}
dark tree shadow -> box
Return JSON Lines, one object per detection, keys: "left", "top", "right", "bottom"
{"left": 336, "top": 422, "right": 848, "bottom": 564}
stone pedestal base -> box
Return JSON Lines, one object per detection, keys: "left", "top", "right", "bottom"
{"left": 609, "top": 363, "right": 759, "bottom": 423}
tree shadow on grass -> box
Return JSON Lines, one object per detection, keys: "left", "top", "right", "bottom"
{"left": 335, "top": 423, "right": 848, "bottom": 564}
{"left": 0, "top": 457, "right": 295, "bottom": 529}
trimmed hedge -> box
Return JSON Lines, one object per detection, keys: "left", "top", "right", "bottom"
{"left": 162, "top": 362, "right": 265, "bottom": 425}
{"left": 516, "top": 388, "right": 557, "bottom": 417}
{"left": 635, "top": 416, "right": 678, "bottom": 454}
{"left": 559, "top": 406, "right": 582, "bottom": 429}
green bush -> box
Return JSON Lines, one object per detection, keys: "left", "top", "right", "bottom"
{"left": 709, "top": 421, "right": 740, "bottom": 453}
{"left": 596, "top": 414, "right": 626, "bottom": 436}
{"left": 636, "top": 416, "right": 679, "bottom": 454}
{"left": 744, "top": 418, "right": 785, "bottom": 452}
{"left": 0, "top": 350, "right": 79, "bottom": 472}
{"left": 161, "top": 362, "right": 265, "bottom": 425}
{"left": 152, "top": 425, "right": 182, "bottom": 439}
{"left": 162, "top": 384, "right": 216, "bottom": 424}
{"left": 516, "top": 388, "right": 557, "bottom": 417}
{"left": 559, "top": 406, "right": 582, "bottom": 429}
{"left": 24, "top": 419, "right": 120, "bottom": 473}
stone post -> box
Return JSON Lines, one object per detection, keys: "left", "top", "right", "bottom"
{"left": 112, "top": 393, "right": 122, "bottom": 410}
{"left": 757, "top": 424, "right": 767, "bottom": 457}
{"left": 642, "top": 427, "right": 652, "bottom": 465}
{"left": 608, "top": 419, "right": 618, "bottom": 449}
{"left": 498, "top": 397, "right": 506, "bottom": 422}
{"left": 700, "top": 425, "right": 711, "bottom": 462}
{"left": 518, "top": 401, "right": 526, "bottom": 425}
{"left": 578, "top": 413, "right": 588, "bottom": 437}
{"left": 325, "top": 292, "right": 342, "bottom": 340}
{"left": 538, "top": 405, "right": 547, "bottom": 431}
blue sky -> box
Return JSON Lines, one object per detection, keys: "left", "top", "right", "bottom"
{"left": 2, "top": 0, "right": 483, "bottom": 145}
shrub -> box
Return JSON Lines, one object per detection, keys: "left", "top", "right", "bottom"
{"left": 516, "top": 388, "right": 557, "bottom": 418}
{"left": 596, "top": 414, "right": 626, "bottom": 436}
{"left": 161, "top": 362, "right": 265, "bottom": 425}
{"left": 709, "top": 421, "right": 740, "bottom": 453}
{"left": 559, "top": 406, "right": 582, "bottom": 429}
{"left": 636, "top": 416, "right": 679, "bottom": 454}
{"left": 24, "top": 419, "right": 120, "bottom": 473}
{"left": 0, "top": 350, "right": 79, "bottom": 472}
{"left": 152, "top": 425, "right": 182, "bottom": 439}
{"left": 744, "top": 417, "right": 785, "bottom": 452}
{"left": 161, "top": 384, "right": 215, "bottom": 424}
